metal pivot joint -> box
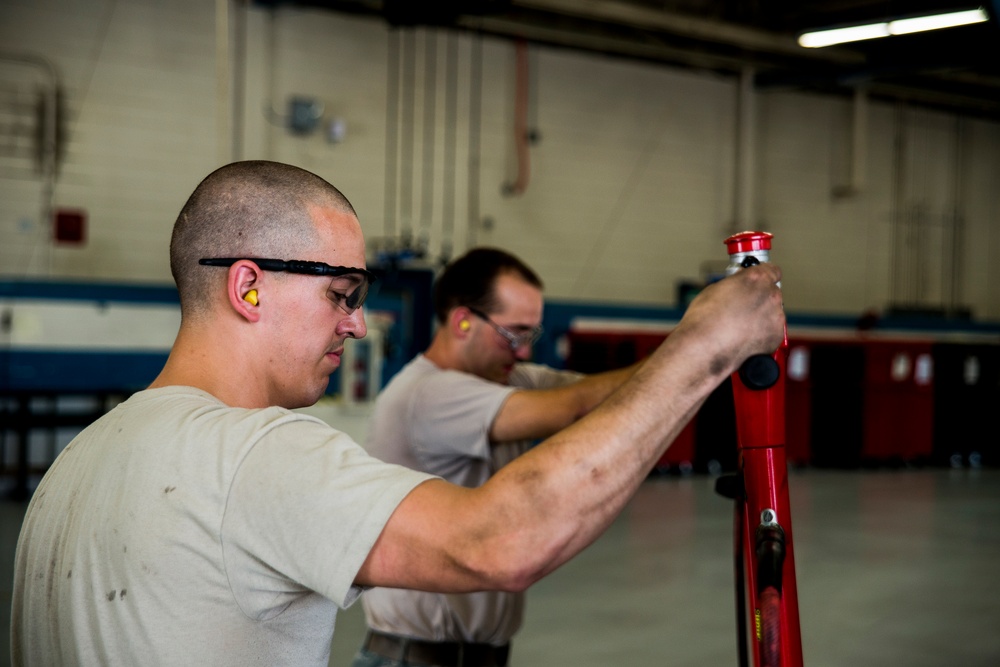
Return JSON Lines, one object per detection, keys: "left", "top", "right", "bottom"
{"left": 755, "top": 522, "right": 786, "bottom": 595}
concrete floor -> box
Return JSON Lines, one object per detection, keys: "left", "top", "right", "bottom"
{"left": 327, "top": 467, "right": 1000, "bottom": 667}
{"left": 2, "top": 458, "right": 998, "bottom": 666}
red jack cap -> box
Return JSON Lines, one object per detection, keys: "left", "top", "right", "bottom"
{"left": 724, "top": 231, "right": 773, "bottom": 255}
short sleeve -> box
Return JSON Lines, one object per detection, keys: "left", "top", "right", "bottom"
{"left": 408, "top": 371, "right": 516, "bottom": 463}
{"left": 222, "top": 416, "right": 434, "bottom": 616}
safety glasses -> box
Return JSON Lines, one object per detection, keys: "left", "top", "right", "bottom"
{"left": 199, "top": 257, "right": 377, "bottom": 313}
{"left": 467, "top": 307, "right": 543, "bottom": 351}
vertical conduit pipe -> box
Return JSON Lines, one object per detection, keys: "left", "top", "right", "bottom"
{"left": 948, "top": 118, "right": 966, "bottom": 312}
{"left": 41, "top": 61, "right": 58, "bottom": 275}
{"left": 850, "top": 88, "right": 867, "bottom": 194}
{"left": 215, "top": 0, "right": 231, "bottom": 165}
{"left": 384, "top": 30, "right": 400, "bottom": 239}
{"left": 0, "top": 52, "right": 59, "bottom": 274}
{"left": 834, "top": 88, "right": 867, "bottom": 197}
{"left": 399, "top": 30, "right": 416, "bottom": 246}
{"left": 265, "top": 8, "right": 277, "bottom": 158}
{"left": 441, "top": 31, "right": 458, "bottom": 262}
{"left": 419, "top": 30, "right": 437, "bottom": 252}
{"left": 733, "top": 67, "right": 756, "bottom": 232}
{"left": 502, "top": 39, "right": 530, "bottom": 196}
{"left": 232, "top": 0, "right": 247, "bottom": 161}
{"left": 889, "top": 103, "right": 906, "bottom": 305}
{"left": 467, "top": 35, "right": 483, "bottom": 246}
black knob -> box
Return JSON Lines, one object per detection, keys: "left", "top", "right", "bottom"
{"left": 739, "top": 354, "right": 780, "bottom": 390}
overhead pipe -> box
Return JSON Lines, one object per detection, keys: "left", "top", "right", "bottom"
{"left": 506, "top": 0, "right": 861, "bottom": 65}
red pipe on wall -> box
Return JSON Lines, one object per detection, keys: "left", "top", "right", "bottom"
{"left": 503, "top": 39, "right": 531, "bottom": 196}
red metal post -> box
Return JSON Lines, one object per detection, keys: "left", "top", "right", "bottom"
{"left": 725, "top": 231, "right": 803, "bottom": 667}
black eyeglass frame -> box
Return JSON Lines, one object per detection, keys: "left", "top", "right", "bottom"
{"left": 467, "top": 306, "right": 544, "bottom": 351}
{"left": 199, "top": 257, "right": 377, "bottom": 312}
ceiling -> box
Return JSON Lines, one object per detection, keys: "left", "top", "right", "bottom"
{"left": 273, "top": 0, "right": 1000, "bottom": 120}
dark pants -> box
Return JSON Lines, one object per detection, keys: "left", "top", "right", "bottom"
{"left": 350, "top": 630, "right": 511, "bottom": 667}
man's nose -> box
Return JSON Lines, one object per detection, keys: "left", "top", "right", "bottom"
{"left": 342, "top": 307, "right": 368, "bottom": 339}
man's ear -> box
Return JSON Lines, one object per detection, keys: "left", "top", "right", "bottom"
{"left": 228, "top": 261, "right": 263, "bottom": 322}
{"left": 452, "top": 308, "right": 472, "bottom": 337}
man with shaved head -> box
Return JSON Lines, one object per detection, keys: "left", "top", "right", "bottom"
{"left": 12, "top": 160, "right": 785, "bottom": 667}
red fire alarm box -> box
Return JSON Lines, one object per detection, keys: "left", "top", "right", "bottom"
{"left": 54, "top": 208, "right": 86, "bottom": 244}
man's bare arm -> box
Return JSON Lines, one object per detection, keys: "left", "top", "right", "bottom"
{"left": 488, "top": 362, "right": 642, "bottom": 442}
{"left": 356, "top": 263, "right": 784, "bottom": 593}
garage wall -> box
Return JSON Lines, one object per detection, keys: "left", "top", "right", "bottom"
{"left": 1, "top": 0, "right": 998, "bottom": 319}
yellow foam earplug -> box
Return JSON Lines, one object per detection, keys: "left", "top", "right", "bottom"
{"left": 459, "top": 320, "right": 470, "bottom": 331}
{"left": 244, "top": 290, "right": 258, "bottom": 306}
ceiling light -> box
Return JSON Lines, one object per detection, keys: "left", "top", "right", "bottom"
{"left": 799, "top": 7, "right": 989, "bottom": 48}
{"left": 889, "top": 8, "right": 989, "bottom": 35}
{"left": 799, "top": 24, "right": 890, "bottom": 48}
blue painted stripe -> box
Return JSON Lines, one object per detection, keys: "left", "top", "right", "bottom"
{"left": 0, "top": 280, "right": 179, "bottom": 304}
{"left": 0, "top": 351, "right": 167, "bottom": 392}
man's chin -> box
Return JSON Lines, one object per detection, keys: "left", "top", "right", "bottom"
{"left": 494, "top": 367, "right": 514, "bottom": 384}
{"left": 292, "top": 379, "right": 331, "bottom": 410}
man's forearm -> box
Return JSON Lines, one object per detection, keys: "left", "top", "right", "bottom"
{"left": 490, "top": 360, "right": 642, "bottom": 442}
{"left": 572, "top": 359, "right": 644, "bottom": 417}
{"left": 467, "top": 265, "right": 785, "bottom": 589}
{"left": 476, "top": 325, "right": 727, "bottom": 588}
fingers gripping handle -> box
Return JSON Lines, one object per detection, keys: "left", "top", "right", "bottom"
{"left": 724, "top": 231, "right": 782, "bottom": 390}
{"left": 724, "top": 230, "right": 773, "bottom": 276}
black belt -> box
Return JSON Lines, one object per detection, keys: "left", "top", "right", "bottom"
{"left": 362, "top": 629, "right": 510, "bottom": 667}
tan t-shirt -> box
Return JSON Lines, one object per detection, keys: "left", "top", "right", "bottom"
{"left": 361, "top": 356, "right": 582, "bottom": 645}
{"left": 12, "top": 386, "right": 432, "bottom": 667}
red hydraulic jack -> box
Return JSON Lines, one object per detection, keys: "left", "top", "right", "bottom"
{"left": 715, "top": 231, "right": 803, "bottom": 667}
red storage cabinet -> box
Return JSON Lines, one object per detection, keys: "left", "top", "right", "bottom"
{"left": 807, "top": 339, "right": 866, "bottom": 468}
{"left": 567, "top": 327, "right": 696, "bottom": 474}
{"left": 784, "top": 340, "right": 814, "bottom": 467}
{"left": 654, "top": 420, "right": 696, "bottom": 474}
{"left": 860, "top": 339, "right": 935, "bottom": 466}
{"left": 932, "top": 342, "right": 1000, "bottom": 468}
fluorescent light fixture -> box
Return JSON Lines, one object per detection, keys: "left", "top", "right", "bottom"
{"left": 799, "top": 7, "right": 989, "bottom": 48}
{"left": 800, "top": 24, "right": 889, "bottom": 48}
{"left": 890, "top": 8, "right": 988, "bottom": 34}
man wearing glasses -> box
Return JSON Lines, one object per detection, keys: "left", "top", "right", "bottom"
{"left": 12, "top": 160, "right": 784, "bottom": 667}
{"left": 353, "top": 247, "right": 646, "bottom": 667}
